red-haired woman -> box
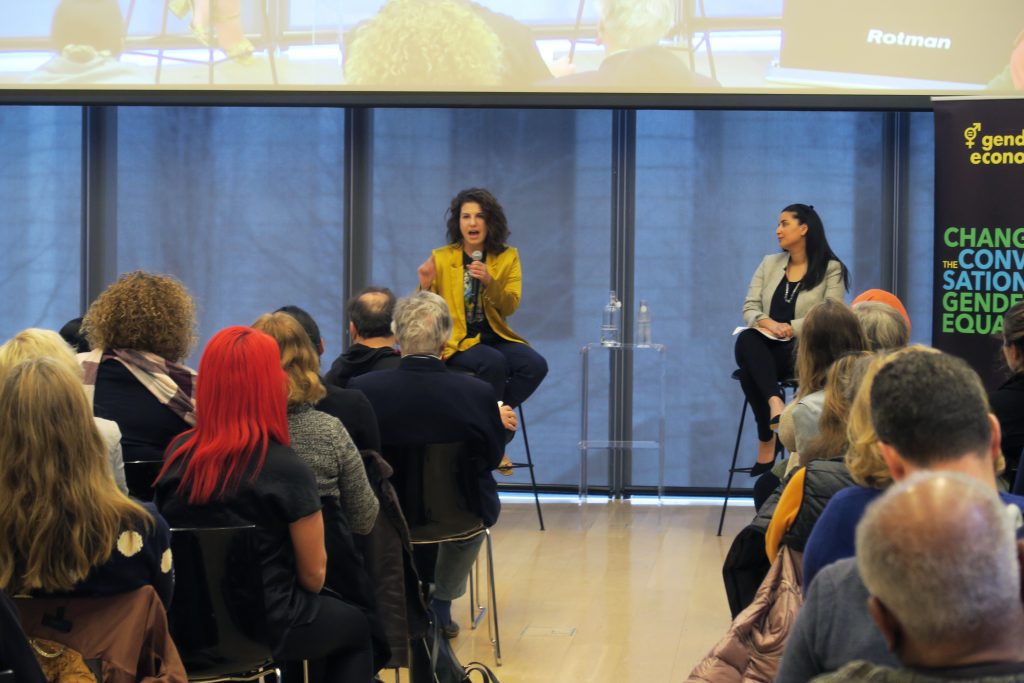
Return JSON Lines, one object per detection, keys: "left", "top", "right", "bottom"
{"left": 155, "top": 327, "right": 373, "bottom": 683}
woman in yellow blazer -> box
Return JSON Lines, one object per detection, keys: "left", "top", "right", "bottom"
{"left": 417, "top": 188, "right": 547, "bottom": 409}
{"left": 735, "top": 204, "right": 849, "bottom": 475}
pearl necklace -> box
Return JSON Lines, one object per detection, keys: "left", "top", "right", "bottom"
{"left": 784, "top": 280, "right": 801, "bottom": 304}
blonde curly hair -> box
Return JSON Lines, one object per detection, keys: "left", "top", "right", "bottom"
{"left": 251, "top": 312, "right": 326, "bottom": 407}
{"left": 846, "top": 348, "right": 922, "bottom": 488}
{"left": 82, "top": 271, "right": 196, "bottom": 362}
{"left": 344, "top": 0, "right": 505, "bottom": 88}
{"left": 845, "top": 345, "right": 1005, "bottom": 487}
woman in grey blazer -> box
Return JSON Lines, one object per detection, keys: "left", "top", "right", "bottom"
{"left": 734, "top": 204, "right": 849, "bottom": 474}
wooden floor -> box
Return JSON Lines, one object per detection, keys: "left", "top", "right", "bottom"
{"left": 393, "top": 496, "right": 754, "bottom": 682}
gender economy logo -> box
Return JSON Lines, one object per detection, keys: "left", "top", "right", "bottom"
{"left": 963, "top": 122, "right": 1024, "bottom": 165}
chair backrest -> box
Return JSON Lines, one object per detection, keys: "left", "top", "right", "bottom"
{"left": 166, "top": 525, "right": 273, "bottom": 677}
{"left": 14, "top": 585, "right": 185, "bottom": 683}
{"left": 382, "top": 441, "right": 485, "bottom": 543}
{"left": 123, "top": 460, "right": 164, "bottom": 501}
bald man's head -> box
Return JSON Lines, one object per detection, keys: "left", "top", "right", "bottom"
{"left": 857, "top": 471, "right": 1021, "bottom": 649}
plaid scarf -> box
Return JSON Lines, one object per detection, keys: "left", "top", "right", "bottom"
{"left": 80, "top": 348, "right": 197, "bottom": 426}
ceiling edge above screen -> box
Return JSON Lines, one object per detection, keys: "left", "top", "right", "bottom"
{"left": 0, "top": 88, "right": 940, "bottom": 112}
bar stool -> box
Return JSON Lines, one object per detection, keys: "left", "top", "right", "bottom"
{"left": 503, "top": 404, "right": 545, "bottom": 531}
{"left": 123, "top": 0, "right": 278, "bottom": 85}
{"left": 447, "top": 364, "right": 545, "bottom": 531}
{"left": 716, "top": 371, "right": 798, "bottom": 536}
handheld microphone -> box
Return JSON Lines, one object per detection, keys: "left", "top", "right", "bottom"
{"left": 471, "top": 250, "right": 483, "bottom": 299}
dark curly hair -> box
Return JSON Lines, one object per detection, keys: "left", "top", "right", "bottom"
{"left": 82, "top": 271, "right": 196, "bottom": 362}
{"left": 445, "top": 188, "right": 510, "bottom": 255}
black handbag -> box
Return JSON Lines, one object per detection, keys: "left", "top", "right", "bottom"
{"left": 410, "top": 610, "right": 500, "bottom": 683}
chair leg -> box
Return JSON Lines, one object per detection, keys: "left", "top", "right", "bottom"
{"left": 484, "top": 529, "right": 501, "bottom": 666}
{"left": 696, "top": 0, "right": 717, "bottom": 81}
{"left": 124, "top": 0, "right": 138, "bottom": 39}
{"left": 260, "top": 0, "right": 279, "bottom": 84}
{"left": 717, "top": 397, "right": 748, "bottom": 536}
{"left": 516, "top": 404, "right": 544, "bottom": 531}
{"left": 468, "top": 547, "right": 486, "bottom": 629}
{"left": 156, "top": 0, "right": 172, "bottom": 84}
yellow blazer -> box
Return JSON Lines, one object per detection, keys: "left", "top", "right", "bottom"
{"left": 429, "top": 243, "right": 527, "bottom": 359}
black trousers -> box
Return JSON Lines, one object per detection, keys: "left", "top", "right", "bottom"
{"left": 278, "top": 594, "right": 374, "bottom": 683}
{"left": 447, "top": 340, "right": 548, "bottom": 408}
{"left": 734, "top": 328, "right": 795, "bottom": 442}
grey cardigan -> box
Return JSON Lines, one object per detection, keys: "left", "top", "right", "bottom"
{"left": 742, "top": 253, "right": 846, "bottom": 336}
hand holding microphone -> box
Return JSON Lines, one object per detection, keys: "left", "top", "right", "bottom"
{"left": 468, "top": 250, "right": 492, "bottom": 294}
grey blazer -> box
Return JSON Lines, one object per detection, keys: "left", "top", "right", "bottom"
{"left": 742, "top": 253, "right": 846, "bottom": 336}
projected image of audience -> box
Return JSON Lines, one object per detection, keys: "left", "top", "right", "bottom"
{"left": 0, "top": 0, "right": 1022, "bottom": 93}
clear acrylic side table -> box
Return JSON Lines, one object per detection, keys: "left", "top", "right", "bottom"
{"left": 578, "top": 342, "right": 667, "bottom": 502}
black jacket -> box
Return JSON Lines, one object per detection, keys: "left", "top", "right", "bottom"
{"left": 325, "top": 344, "right": 401, "bottom": 388}
{"left": 349, "top": 355, "right": 505, "bottom": 526}
{"left": 315, "top": 382, "right": 382, "bottom": 452}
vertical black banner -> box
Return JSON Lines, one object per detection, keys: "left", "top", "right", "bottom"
{"left": 933, "top": 98, "right": 1024, "bottom": 390}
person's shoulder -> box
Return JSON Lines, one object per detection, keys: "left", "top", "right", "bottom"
{"left": 348, "top": 367, "right": 392, "bottom": 391}
{"left": 138, "top": 500, "right": 171, "bottom": 537}
{"left": 810, "top": 660, "right": 900, "bottom": 682}
{"left": 815, "top": 556, "right": 859, "bottom": 587}
{"left": 759, "top": 252, "right": 787, "bottom": 269}
{"left": 817, "top": 486, "right": 877, "bottom": 526}
{"left": 998, "top": 491, "right": 1024, "bottom": 513}
{"left": 993, "top": 374, "right": 1024, "bottom": 399}
{"left": 433, "top": 243, "right": 461, "bottom": 259}
{"left": 262, "top": 441, "right": 307, "bottom": 469}
{"left": 822, "top": 259, "right": 848, "bottom": 287}
{"left": 829, "top": 485, "right": 877, "bottom": 506}
{"left": 93, "top": 415, "right": 122, "bottom": 443}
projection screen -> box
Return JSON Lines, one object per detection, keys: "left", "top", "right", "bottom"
{"left": 1, "top": 0, "right": 1022, "bottom": 99}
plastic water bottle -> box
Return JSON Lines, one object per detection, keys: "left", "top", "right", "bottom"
{"left": 601, "top": 291, "right": 621, "bottom": 346}
{"left": 637, "top": 300, "right": 652, "bottom": 346}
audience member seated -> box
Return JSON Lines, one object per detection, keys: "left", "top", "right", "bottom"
{"left": 80, "top": 271, "right": 197, "bottom": 463}
{"left": 718, "top": 352, "right": 870, "bottom": 620}
{"left": 253, "top": 311, "right": 390, "bottom": 669}
{"left": 776, "top": 300, "right": 866, "bottom": 475}
{"left": 812, "top": 472, "right": 1024, "bottom": 682}
{"left": 155, "top": 327, "right": 374, "bottom": 683}
{"left": 28, "top": 0, "right": 147, "bottom": 84}
{"left": 325, "top": 287, "right": 401, "bottom": 389}
{"left": 777, "top": 348, "right": 1024, "bottom": 682}
{"left": 545, "top": 0, "right": 720, "bottom": 90}
{"left": 851, "top": 300, "right": 910, "bottom": 351}
{"left": 992, "top": 302, "right": 1024, "bottom": 489}
{"left": 0, "top": 328, "right": 128, "bottom": 493}
{"left": 276, "top": 304, "right": 382, "bottom": 452}
{"left": 850, "top": 289, "right": 911, "bottom": 337}
{"left": 0, "top": 357, "right": 173, "bottom": 606}
{"left": 350, "top": 291, "right": 506, "bottom": 639}
{"left": 59, "top": 316, "right": 90, "bottom": 352}
{"left": 252, "top": 312, "right": 379, "bottom": 534}
{"left": 763, "top": 352, "right": 871, "bottom": 561}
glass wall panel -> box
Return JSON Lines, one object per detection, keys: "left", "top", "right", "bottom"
{"left": 633, "top": 110, "right": 887, "bottom": 488}
{"left": 115, "top": 107, "right": 347, "bottom": 366}
{"left": 904, "top": 112, "right": 935, "bottom": 345}
{"left": 0, "top": 106, "right": 82, "bottom": 341}
{"left": 367, "top": 108, "right": 613, "bottom": 488}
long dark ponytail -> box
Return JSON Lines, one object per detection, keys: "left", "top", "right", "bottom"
{"left": 783, "top": 203, "right": 849, "bottom": 292}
